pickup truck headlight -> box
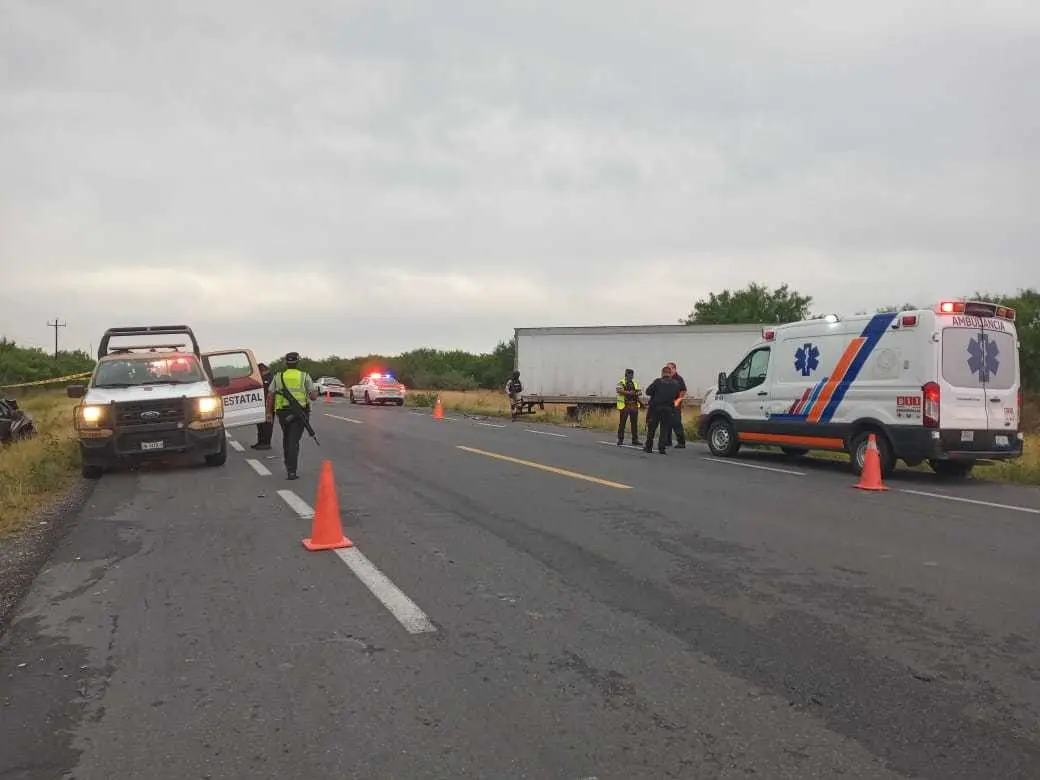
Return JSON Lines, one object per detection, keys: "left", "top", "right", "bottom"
{"left": 75, "top": 404, "right": 107, "bottom": 429}
{"left": 195, "top": 395, "right": 224, "bottom": 419}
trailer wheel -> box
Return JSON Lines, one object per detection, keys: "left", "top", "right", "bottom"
{"left": 706, "top": 417, "right": 740, "bottom": 457}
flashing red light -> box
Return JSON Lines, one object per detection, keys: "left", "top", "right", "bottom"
{"left": 922, "top": 381, "right": 940, "bottom": 428}
{"left": 900, "top": 315, "right": 918, "bottom": 327}
{"left": 763, "top": 329, "right": 775, "bottom": 341}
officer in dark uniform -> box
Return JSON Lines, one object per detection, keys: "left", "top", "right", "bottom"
{"left": 267, "top": 352, "right": 319, "bottom": 479}
{"left": 663, "top": 361, "right": 687, "bottom": 449}
{"left": 642, "top": 365, "right": 682, "bottom": 454}
{"left": 252, "top": 362, "right": 274, "bottom": 450}
{"left": 506, "top": 370, "right": 523, "bottom": 421}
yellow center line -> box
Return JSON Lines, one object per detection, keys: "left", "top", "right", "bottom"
{"left": 456, "top": 446, "right": 632, "bottom": 490}
{"left": 325, "top": 413, "right": 363, "bottom": 424}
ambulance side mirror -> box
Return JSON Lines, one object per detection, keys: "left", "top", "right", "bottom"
{"left": 717, "top": 372, "right": 728, "bottom": 393}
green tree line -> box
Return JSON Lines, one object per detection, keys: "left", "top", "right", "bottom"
{"left": 266, "top": 339, "right": 517, "bottom": 391}
{"left": 0, "top": 338, "right": 96, "bottom": 388}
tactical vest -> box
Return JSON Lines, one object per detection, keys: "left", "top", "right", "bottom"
{"left": 616, "top": 378, "right": 639, "bottom": 409}
{"left": 273, "top": 368, "right": 309, "bottom": 411}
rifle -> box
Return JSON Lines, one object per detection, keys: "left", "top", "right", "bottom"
{"left": 276, "top": 372, "right": 320, "bottom": 446}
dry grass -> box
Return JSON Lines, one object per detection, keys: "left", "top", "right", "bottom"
{"left": 408, "top": 388, "right": 1040, "bottom": 485}
{"left": 0, "top": 390, "right": 80, "bottom": 538}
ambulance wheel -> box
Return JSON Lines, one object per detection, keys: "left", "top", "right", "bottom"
{"left": 928, "top": 459, "right": 975, "bottom": 479}
{"left": 850, "top": 430, "right": 896, "bottom": 476}
{"left": 706, "top": 417, "right": 740, "bottom": 457}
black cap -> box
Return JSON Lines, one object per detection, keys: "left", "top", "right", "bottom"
{"left": 625, "top": 368, "right": 634, "bottom": 374}
{"left": 285, "top": 351, "right": 300, "bottom": 365}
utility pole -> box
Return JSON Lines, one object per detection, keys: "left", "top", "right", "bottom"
{"left": 47, "top": 317, "right": 67, "bottom": 357}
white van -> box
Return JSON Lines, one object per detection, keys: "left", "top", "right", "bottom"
{"left": 696, "top": 300, "right": 1024, "bottom": 478}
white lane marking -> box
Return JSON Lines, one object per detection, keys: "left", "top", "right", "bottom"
{"left": 325, "top": 413, "right": 363, "bottom": 424}
{"left": 228, "top": 440, "right": 245, "bottom": 452}
{"left": 527, "top": 429, "right": 567, "bottom": 437}
{"left": 701, "top": 457, "right": 806, "bottom": 476}
{"left": 334, "top": 547, "right": 437, "bottom": 635}
{"left": 277, "top": 490, "right": 314, "bottom": 519}
{"left": 474, "top": 421, "right": 507, "bottom": 428}
{"left": 246, "top": 458, "right": 271, "bottom": 476}
{"left": 597, "top": 440, "right": 644, "bottom": 451}
{"left": 409, "top": 410, "right": 425, "bottom": 416}
{"left": 898, "top": 489, "right": 1040, "bottom": 515}
{"left": 923, "top": 561, "right": 939, "bottom": 567}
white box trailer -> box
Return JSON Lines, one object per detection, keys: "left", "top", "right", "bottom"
{"left": 514, "top": 324, "right": 768, "bottom": 411}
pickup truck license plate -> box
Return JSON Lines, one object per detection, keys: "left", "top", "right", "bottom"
{"left": 140, "top": 440, "right": 164, "bottom": 451}
{"left": 995, "top": 435, "right": 1009, "bottom": 447}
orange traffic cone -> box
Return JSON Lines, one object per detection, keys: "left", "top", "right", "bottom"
{"left": 324, "top": 390, "right": 331, "bottom": 404}
{"left": 854, "top": 433, "right": 888, "bottom": 491}
{"left": 433, "top": 397, "right": 444, "bottom": 419}
{"left": 302, "top": 460, "right": 354, "bottom": 551}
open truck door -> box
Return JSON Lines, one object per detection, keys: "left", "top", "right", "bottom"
{"left": 202, "top": 348, "right": 267, "bottom": 429}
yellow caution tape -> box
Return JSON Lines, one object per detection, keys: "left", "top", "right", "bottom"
{"left": 0, "top": 371, "right": 93, "bottom": 390}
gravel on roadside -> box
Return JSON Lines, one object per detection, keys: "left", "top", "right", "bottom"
{"left": 0, "top": 479, "right": 97, "bottom": 634}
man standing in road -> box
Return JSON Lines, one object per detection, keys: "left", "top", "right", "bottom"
{"left": 642, "top": 366, "right": 682, "bottom": 454}
{"left": 663, "top": 361, "right": 687, "bottom": 449}
{"left": 615, "top": 368, "right": 642, "bottom": 447}
{"left": 506, "top": 370, "right": 523, "bottom": 421}
{"left": 252, "top": 362, "right": 274, "bottom": 451}
{"left": 267, "top": 351, "right": 319, "bottom": 480}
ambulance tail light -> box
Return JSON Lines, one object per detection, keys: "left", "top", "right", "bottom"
{"left": 922, "top": 382, "right": 940, "bottom": 428}
{"left": 900, "top": 314, "right": 918, "bottom": 327}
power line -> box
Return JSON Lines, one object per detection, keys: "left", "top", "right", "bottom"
{"left": 46, "top": 318, "right": 67, "bottom": 358}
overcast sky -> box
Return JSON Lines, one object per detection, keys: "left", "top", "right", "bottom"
{"left": 2, "top": 1, "right": 1038, "bottom": 363}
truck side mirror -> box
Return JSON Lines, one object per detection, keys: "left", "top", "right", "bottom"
{"left": 67, "top": 384, "right": 86, "bottom": 399}
{"left": 717, "top": 372, "right": 727, "bottom": 393}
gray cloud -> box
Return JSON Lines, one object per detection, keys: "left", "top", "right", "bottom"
{"left": 2, "top": 0, "right": 1039, "bottom": 361}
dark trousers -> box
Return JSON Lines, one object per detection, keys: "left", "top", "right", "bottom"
{"left": 276, "top": 407, "right": 309, "bottom": 473}
{"left": 664, "top": 406, "right": 686, "bottom": 447}
{"left": 256, "top": 420, "right": 273, "bottom": 446}
{"left": 617, "top": 407, "right": 639, "bottom": 443}
{"left": 645, "top": 406, "right": 675, "bottom": 452}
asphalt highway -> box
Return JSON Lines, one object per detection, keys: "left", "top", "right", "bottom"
{"left": 2, "top": 400, "right": 1039, "bottom": 779}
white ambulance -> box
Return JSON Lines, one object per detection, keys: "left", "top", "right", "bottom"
{"left": 696, "top": 300, "right": 1024, "bottom": 478}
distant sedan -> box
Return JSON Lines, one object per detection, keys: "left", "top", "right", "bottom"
{"left": 315, "top": 376, "right": 347, "bottom": 397}
{"left": 349, "top": 372, "right": 406, "bottom": 406}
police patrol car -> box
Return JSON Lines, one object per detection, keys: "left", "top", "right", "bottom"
{"left": 697, "top": 300, "right": 1024, "bottom": 478}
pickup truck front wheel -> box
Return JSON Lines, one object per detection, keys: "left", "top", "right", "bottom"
{"left": 205, "top": 435, "right": 228, "bottom": 467}
{"left": 82, "top": 464, "right": 103, "bottom": 480}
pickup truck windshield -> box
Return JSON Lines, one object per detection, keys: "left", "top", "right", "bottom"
{"left": 93, "top": 356, "right": 206, "bottom": 387}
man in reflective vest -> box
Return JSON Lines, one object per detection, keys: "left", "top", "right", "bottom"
{"left": 615, "top": 368, "right": 642, "bottom": 447}
{"left": 267, "top": 351, "right": 319, "bottom": 480}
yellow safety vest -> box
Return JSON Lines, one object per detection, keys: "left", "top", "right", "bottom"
{"left": 273, "top": 368, "right": 309, "bottom": 411}
{"left": 616, "top": 378, "right": 639, "bottom": 409}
